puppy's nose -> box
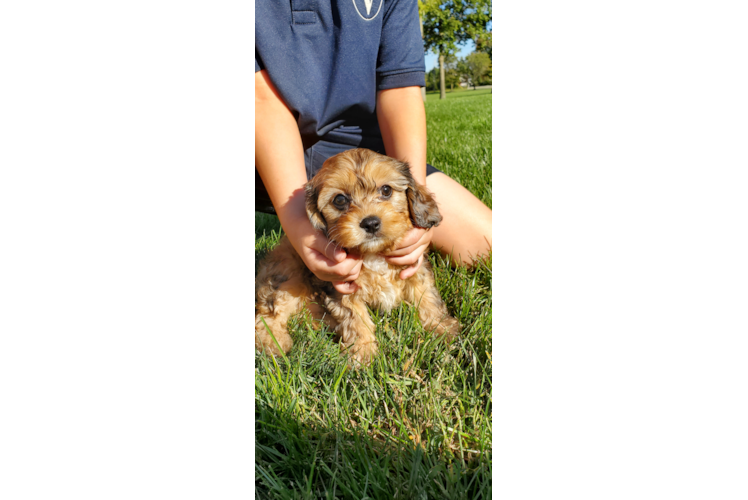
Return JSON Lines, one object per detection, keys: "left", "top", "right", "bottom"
{"left": 359, "top": 216, "right": 381, "bottom": 234}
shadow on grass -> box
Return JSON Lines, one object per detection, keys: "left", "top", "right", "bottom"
{"left": 255, "top": 212, "right": 283, "bottom": 275}
{"left": 256, "top": 401, "right": 492, "bottom": 500}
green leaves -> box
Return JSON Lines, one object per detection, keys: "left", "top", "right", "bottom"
{"left": 420, "top": 0, "right": 491, "bottom": 55}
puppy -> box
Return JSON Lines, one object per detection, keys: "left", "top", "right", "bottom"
{"left": 255, "top": 148, "right": 460, "bottom": 365}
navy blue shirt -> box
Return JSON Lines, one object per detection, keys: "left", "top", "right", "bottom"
{"left": 255, "top": 0, "right": 426, "bottom": 156}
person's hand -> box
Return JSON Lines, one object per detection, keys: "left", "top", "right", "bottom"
{"left": 283, "top": 211, "right": 362, "bottom": 294}
{"left": 382, "top": 227, "right": 433, "bottom": 280}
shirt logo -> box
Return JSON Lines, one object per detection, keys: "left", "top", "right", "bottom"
{"left": 352, "top": 0, "right": 383, "bottom": 21}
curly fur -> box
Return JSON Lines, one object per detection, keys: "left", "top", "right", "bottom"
{"left": 255, "top": 148, "right": 460, "bottom": 366}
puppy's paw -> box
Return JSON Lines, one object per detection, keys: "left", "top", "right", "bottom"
{"left": 343, "top": 340, "right": 378, "bottom": 368}
{"left": 434, "top": 315, "right": 461, "bottom": 342}
{"left": 255, "top": 317, "right": 294, "bottom": 357}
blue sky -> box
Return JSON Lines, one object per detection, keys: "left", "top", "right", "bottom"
{"left": 424, "top": 39, "right": 475, "bottom": 71}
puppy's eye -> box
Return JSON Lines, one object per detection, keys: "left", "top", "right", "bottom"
{"left": 332, "top": 194, "right": 348, "bottom": 209}
{"left": 380, "top": 185, "right": 392, "bottom": 198}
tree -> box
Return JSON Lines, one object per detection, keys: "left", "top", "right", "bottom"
{"left": 475, "top": 31, "right": 492, "bottom": 58}
{"left": 420, "top": 0, "right": 491, "bottom": 99}
{"left": 445, "top": 66, "right": 461, "bottom": 91}
{"left": 426, "top": 67, "right": 441, "bottom": 92}
{"left": 442, "top": 53, "right": 460, "bottom": 91}
{"left": 465, "top": 51, "right": 491, "bottom": 89}
{"left": 456, "top": 58, "right": 470, "bottom": 88}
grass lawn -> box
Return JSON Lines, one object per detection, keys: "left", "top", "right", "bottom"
{"left": 255, "top": 90, "right": 492, "bottom": 499}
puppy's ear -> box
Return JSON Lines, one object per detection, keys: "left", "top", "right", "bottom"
{"left": 304, "top": 180, "right": 328, "bottom": 234}
{"left": 396, "top": 160, "right": 443, "bottom": 229}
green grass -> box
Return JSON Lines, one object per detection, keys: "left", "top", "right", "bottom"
{"left": 425, "top": 89, "right": 492, "bottom": 209}
{"left": 255, "top": 92, "right": 492, "bottom": 499}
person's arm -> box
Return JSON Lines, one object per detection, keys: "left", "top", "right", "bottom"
{"left": 376, "top": 86, "right": 434, "bottom": 279}
{"left": 255, "top": 70, "right": 361, "bottom": 293}
{"left": 376, "top": 86, "right": 428, "bottom": 184}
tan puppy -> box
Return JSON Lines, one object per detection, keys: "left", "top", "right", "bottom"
{"left": 255, "top": 148, "right": 460, "bottom": 365}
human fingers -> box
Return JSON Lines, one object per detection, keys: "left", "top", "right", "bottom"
{"left": 384, "top": 242, "right": 429, "bottom": 267}
{"left": 399, "top": 254, "right": 424, "bottom": 280}
{"left": 330, "top": 254, "right": 363, "bottom": 281}
{"left": 305, "top": 248, "right": 362, "bottom": 283}
{"left": 383, "top": 228, "right": 427, "bottom": 257}
{"left": 332, "top": 280, "right": 359, "bottom": 294}
{"left": 302, "top": 251, "right": 349, "bottom": 283}
{"left": 301, "top": 245, "right": 340, "bottom": 280}
{"left": 328, "top": 258, "right": 363, "bottom": 295}
{"left": 307, "top": 232, "right": 347, "bottom": 264}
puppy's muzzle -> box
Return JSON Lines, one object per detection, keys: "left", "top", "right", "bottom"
{"left": 359, "top": 216, "right": 381, "bottom": 235}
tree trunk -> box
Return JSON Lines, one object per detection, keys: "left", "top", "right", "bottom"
{"left": 439, "top": 53, "right": 446, "bottom": 100}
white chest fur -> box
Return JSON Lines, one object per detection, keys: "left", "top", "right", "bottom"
{"left": 361, "top": 255, "right": 402, "bottom": 312}
{"left": 362, "top": 255, "right": 389, "bottom": 274}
